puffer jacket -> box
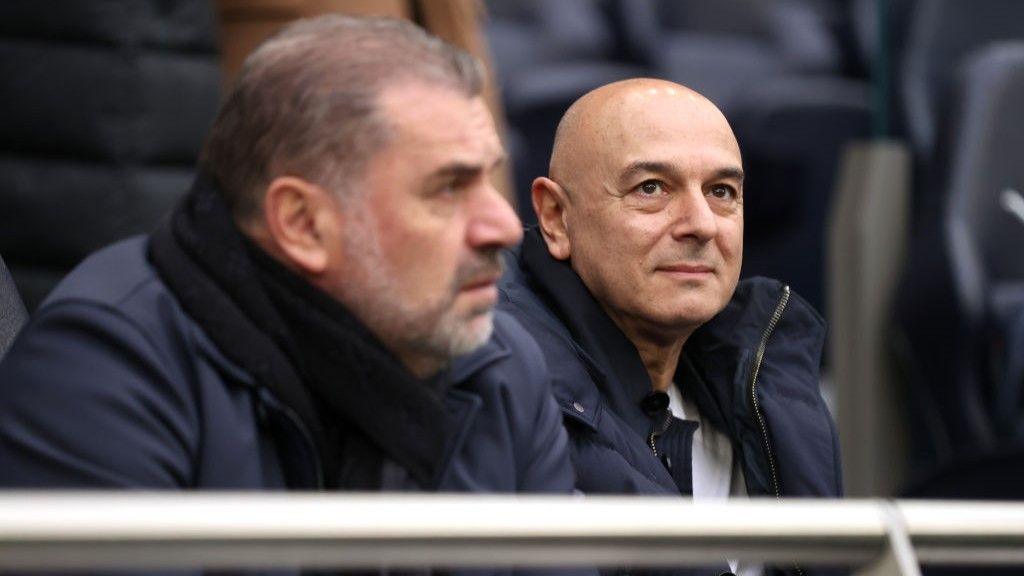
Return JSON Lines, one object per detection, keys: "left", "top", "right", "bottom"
{"left": 498, "top": 228, "right": 842, "bottom": 575}
{"left": 0, "top": 236, "right": 576, "bottom": 497}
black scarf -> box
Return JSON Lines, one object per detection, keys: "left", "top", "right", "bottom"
{"left": 148, "top": 174, "right": 453, "bottom": 489}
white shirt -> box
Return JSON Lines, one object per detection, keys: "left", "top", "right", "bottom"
{"left": 667, "top": 382, "right": 763, "bottom": 576}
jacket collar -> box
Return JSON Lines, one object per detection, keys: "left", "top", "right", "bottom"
{"left": 511, "top": 228, "right": 832, "bottom": 497}
{"left": 514, "top": 228, "right": 809, "bottom": 438}
{"left": 448, "top": 322, "right": 511, "bottom": 384}
{"left": 518, "top": 228, "right": 656, "bottom": 437}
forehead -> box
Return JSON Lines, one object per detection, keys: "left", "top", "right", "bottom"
{"left": 376, "top": 83, "right": 502, "bottom": 161}
{"left": 596, "top": 88, "right": 741, "bottom": 175}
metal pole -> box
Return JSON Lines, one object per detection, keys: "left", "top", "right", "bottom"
{"left": 0, "top": 494, "right": 1021, "bottom": 572}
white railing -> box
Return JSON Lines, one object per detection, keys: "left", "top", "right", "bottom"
{"left": 1, "top": 494, "right": 1022, "bottom": 575}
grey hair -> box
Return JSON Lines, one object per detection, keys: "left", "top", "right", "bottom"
{"left": 200, "top": 15, "right": 485, "bottom": 220}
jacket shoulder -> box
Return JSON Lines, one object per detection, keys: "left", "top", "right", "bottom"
{"left": 0, "top": 237, "right": 263, "bottom": 488}
{"left": 452, "top": 310, "right": 550, "bottom": 399}
{"left": 0, "top": 239, "right": 203, "bottom": 487}
{"left": 695, "top": 277, "right": 840, "bottom": 497}
{"left": 44, "top": 237, "right": 162, "bottom": 307}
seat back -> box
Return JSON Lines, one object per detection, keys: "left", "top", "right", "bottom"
{"left": 901, "top": 0, "right": 1024, "bottom": 161}
{"left": 946, "top": 44, "right": 1024, "bottom": 446}
{"left": 902, "top": 447, "right": 1024, "bottom": 576}
{"left": 0, "top": 253, "right": 27, "bottom": 360}
{"left": 946, "top": 44, "right": 1024, "bottom": 308}
{"left": 893, "top": 42, "right": 1024, "bottom": 468}
{"left": 0, "top": 0, "right": 220, "bottom": 309}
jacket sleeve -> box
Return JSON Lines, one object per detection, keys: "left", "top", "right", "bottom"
{"left": 488, "top": 314, "right": 595, "bottom": 576}
{"left": 518, "top": 372, "right": 577, "bottom": 493}
{"left": 0, "top": 300, "right": 199, "bottom": 488}
{"left": 495, "top": 314, "right": 577, "bottom": 493}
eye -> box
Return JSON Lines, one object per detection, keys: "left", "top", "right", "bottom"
{"left": 636, "top": 179, "right": 666, "bottom": 196}
{"left": 439, "top": 176, "right": 469, "bottom": 196}
{"left": 707, "top": 183, "right": 737, "bottom": 201}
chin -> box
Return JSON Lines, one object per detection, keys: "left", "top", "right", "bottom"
{"left": 440, "top": 310, "right": 495, "bottom": 359}
{"left": 654, "top": 300, "right": 726, "bottom": 330}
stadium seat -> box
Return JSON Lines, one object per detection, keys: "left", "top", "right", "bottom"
{"left": 0, "top": 0, "right": 220, "bottom": 309}
{"left": 0, "top": 253, "right": 27, "bottom": 360}
{"left": 612, "top": 0, "right": 841, "bottom": 112}
{"left": 732, "top": 75, "right": 871, "bottom": 313}
{"left": 485, "top": 0, "right": 617, "bottom": 93}
{"left": 900, "top": 0, "right": 1024, "bottom": 165}
{"left": 902, "top": 445, "right": 1024, "bottom": 575}
{"left": 502, "top": 61, "right": 648, "bottom": 222}
{"left": 893, "top": 42, "right": 1024, "bottom": 469}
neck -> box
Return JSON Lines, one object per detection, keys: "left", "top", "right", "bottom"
{"left": 605, "top": 310, "right": 691, "bottom": 392}
{"left": 634, "top": 336, "right": 686, "bottom": 392}
{"left": 401, "top": 353, "right": 445, "bottom": 380}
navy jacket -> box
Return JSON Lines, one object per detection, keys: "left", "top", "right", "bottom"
{"left": 0, "top": 237, "right": 575, "bottom": 496}
{"left": 498, "top": 230, "right": 842, "bottom": 573}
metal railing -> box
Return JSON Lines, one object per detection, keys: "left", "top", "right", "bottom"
{"left": 1, "top": 493, "right": 1022, "bottom": 575}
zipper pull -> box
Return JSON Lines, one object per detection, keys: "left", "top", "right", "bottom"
{"left": 647, "top": 409, "right": 673, "bottom": 463}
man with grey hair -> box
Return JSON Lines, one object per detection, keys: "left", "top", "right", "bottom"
{"left": 0, "top": 15, "right": 575, "bottom": 503}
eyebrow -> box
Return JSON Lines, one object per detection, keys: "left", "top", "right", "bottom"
{"left": 430, "top": 153, "right": 507, "bottom": 181}
{"left": 618, "top": 160, "right": 677, "bottom": 185}
{"left": 711, "top": 166, "right": 745, "bottom": 183}
{"left": 617, "top": 160, "right": 745, "bottom": 185}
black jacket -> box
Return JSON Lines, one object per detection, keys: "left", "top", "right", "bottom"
{"left": 0, "top": 236, "right": 576, "bottom": 497}
{"left": 498, "top": 229, "right": 842, "bottom": 573}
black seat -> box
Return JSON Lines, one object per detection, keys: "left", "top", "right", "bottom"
{"left": 732, "top": 75, "right": 871, "bottom": 314}
{"left": 502, "top": 61, "right": 648, "bottom": 223}
{"left": 0, "top": 253, "right": 27, "bottom": 360}
{"left": 893, "top": 0, "right": 1024, "bottom": 468}
{"left": 0, "top": 0, "right": 220, "bottom": 310}
{"left": 894, "top": 42, "right": 1024, "bottom": 468}
{"left": 902, "top": 446, "right": 1024, "bottom": 575}
{"left": 612, "top": 0, "right": 842, "bottom": 113}
{"left": 484, "top": 0, "right": 650, "bottom": 218}
{"left": 485, "top": 0, "right": 616, "bottom": 90}
{"left": 901, "top": 0, "right": 1024, "bottom": 165}
{"left": 945, "top": 43, "right": 1024, "bottom": 446}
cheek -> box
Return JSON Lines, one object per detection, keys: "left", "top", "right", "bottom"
{"left": 377, "top": 213, "right": 464, "bottom": 286}
{"left": 577, "top": 209, "right": 662, "bottom": 260}
{"left": 582, "top": 217, "right": 668, "bottom": 307}
{"left": 717, "top": 217, "right": 743, "bottom": 262}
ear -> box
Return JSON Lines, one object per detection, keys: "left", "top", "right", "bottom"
{"left": 261, "top": 176, "right": 335, "bottom": 275}
{"left": 532, "top": 176, "right": 572, "bottom": 260}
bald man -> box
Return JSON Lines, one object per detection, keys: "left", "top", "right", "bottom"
{"left": 498, "top": 79, "right": 841, "bottom": 575}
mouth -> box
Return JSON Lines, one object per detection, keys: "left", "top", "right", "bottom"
{"left": 458, "top": 273, "right": 501, "bottom": 303}
{"left": 655, "top": 263, "right": 715, "bottom": 277}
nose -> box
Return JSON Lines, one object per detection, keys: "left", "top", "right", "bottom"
{"left": 669, "top": 186, "right": 718, "bottom": 244}
{"left": 466, "top": 181, "right": 523, "bottom": 250}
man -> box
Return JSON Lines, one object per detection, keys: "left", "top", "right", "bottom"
{"left": 0, "top": 16, "right": 574, "bottom": 498}
{"left": 498, "top": 79, "right": 841, "bottom": 575}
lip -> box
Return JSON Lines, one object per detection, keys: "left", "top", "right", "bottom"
{"left": 460, "top": 274, "right": 501, "bottom": 292}
{"left": 656, "top": 263, "right": 715, "bottom": 274}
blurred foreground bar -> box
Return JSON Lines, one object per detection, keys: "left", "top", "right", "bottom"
{"left": 0, "top": 494, "right": 1022, "bottom": 574}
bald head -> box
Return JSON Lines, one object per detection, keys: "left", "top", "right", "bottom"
{"left": 549, "top": 79, "right": 737, "bottom": 196}
{"left": 531, "top": 77, "right": 744, "bottom": 361}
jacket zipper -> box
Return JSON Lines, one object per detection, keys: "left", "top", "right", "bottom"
{"left": 750, "top": 284, "right": 789, "bottom": 498}
{"left": 748, "top": 284, "right": 804, "bottom": 576}
{"left": 647, "top": 410, "right": 674, "bottom": 457}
